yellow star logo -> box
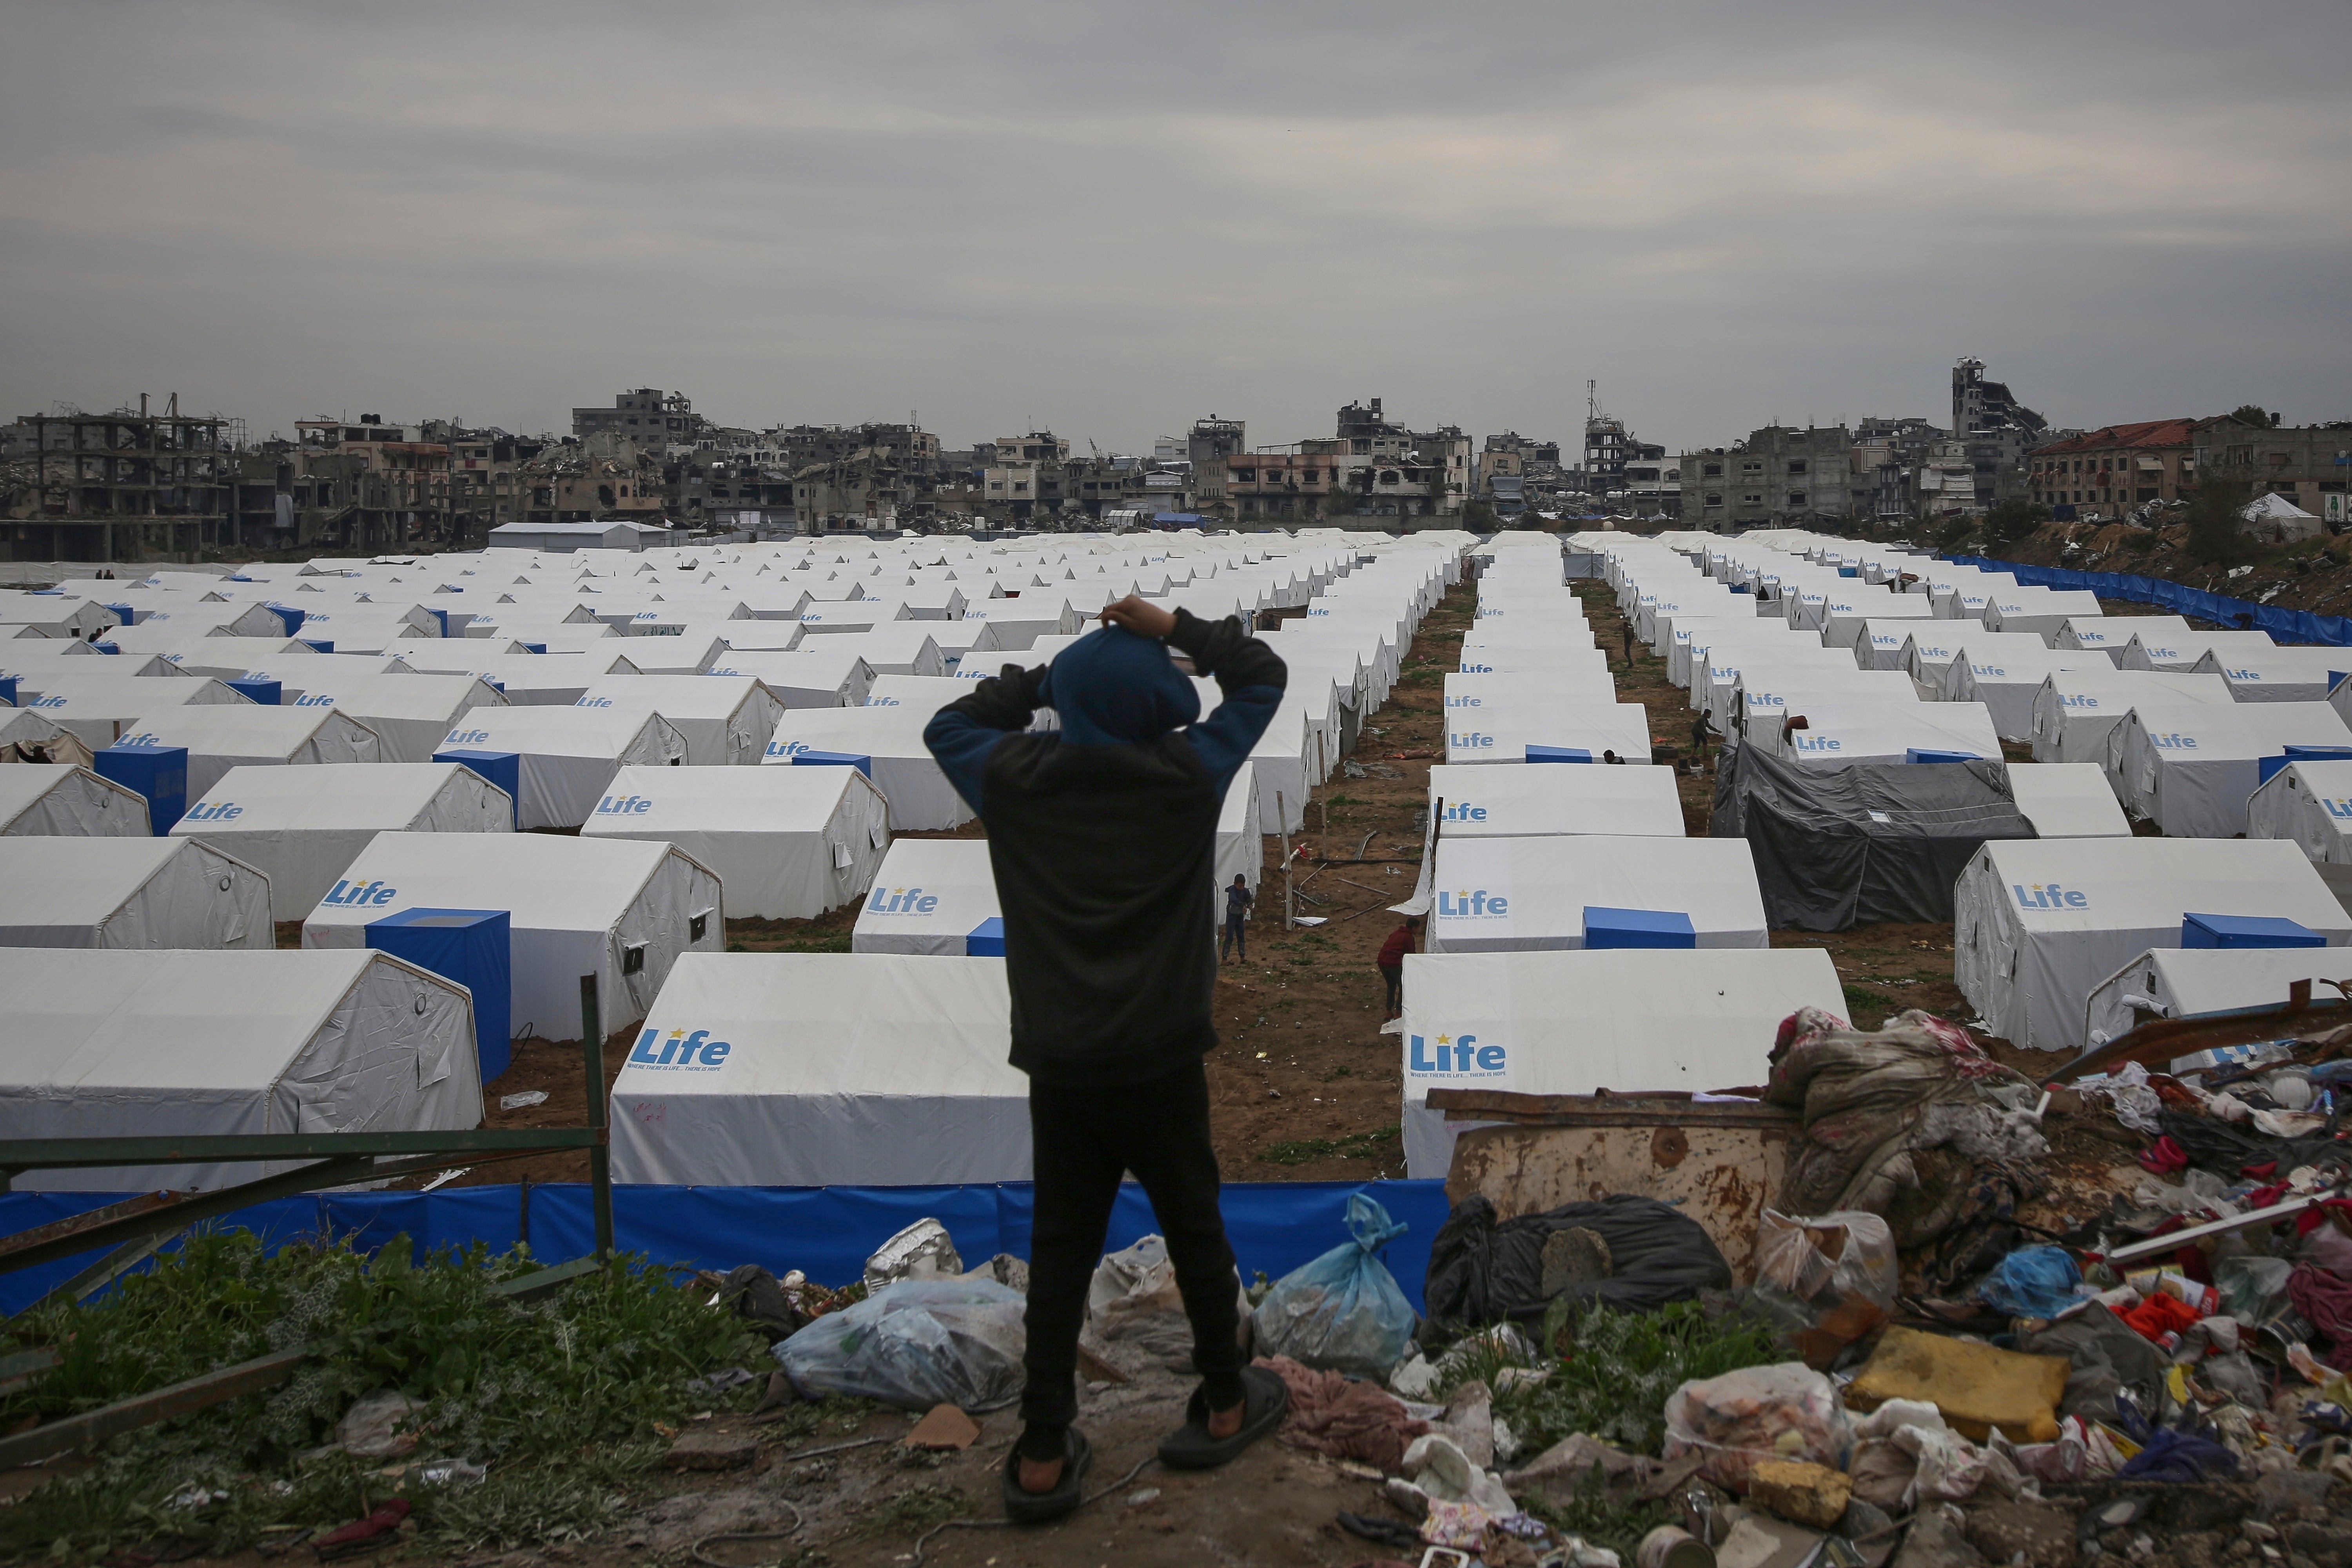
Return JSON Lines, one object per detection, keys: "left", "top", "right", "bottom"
{"left": 1435, "top": 1034, "right": 1452, "bottom": 1046}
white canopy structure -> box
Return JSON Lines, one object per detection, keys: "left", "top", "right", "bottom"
{"left": 305, "top": 831, "right": 722, "bottom": 1039}
{"left": 0, "top": 837, "right": 271, "bottom": 949}
{"left": 0, "top": 709, "right": 97, "bottom": 768}
{"left": 1954, "top": 837, "right": 2350, "bottom": 1051}
{"left": 1425, "top": 835, "right": 1767, "bottom": 954}
{"left": 1399, "top": 947, "right": 1844, "bottom": 1178}
{"left": 828, "top": 626, "right": 947, "bottom": 677}
{"left": 172, "top": 762, "right": 513, "bottom": 919}
{"left": 2116, "top": 629, "right": 2278, "bottom": 673}
{"left": 284, "top": 673, "right": 507, "bottom": 763}
{"left": 1942, "top": 649, "right": 2114, "bottom": 741}
{"left": 1768, "top": 700, "right": 2001, "bottom": 768}
{"left": 2084, "top": 947, "right": 2352, "bottom": 1052}
{"left": 702, "top": 647, "right": 873, "bottom": 708}
{"left": 2190, "top": 646, "right": 2350, "bottom": 704}
{"left": 0, "top": 765, "right": 151, "bottom": 837}
{"left": 109, "top": 704, "right": 385, "bottom": 800}
{"left": 2110, "top": 702, "right": 2352, "bottom": 838}
{"left": 2004, "top": 763, "right": 2131, "bottom": 838}
{"left": 1424, "top": 762, "right": 1683, "bottom": 839}
{"left": 394, "top": 650, "right": 644, "bottom": 705}
{"left": 2248, "top": 759, "right": 2352, "bottom": 866}
{"left": 20, "top": 674, "right": 251, "bottom": 747}
{"left": 2056, "top": 615, "right": 2193, "bottom": 662}
{"left": 850, "top": 839, "right": 1000, "bottom": 955}
{"left": 580, "top": 762, "right": 889, "bottom": 920}
{"left": 436, "top": 706, "right": 687, "bottom": 829}
{"left": 1215, "top": 760, "right": 1263, "bottom": 906}
{"left": 1441, "top": 701, "right": 1653, "bottom": 765}
{"left": 0, "top": 947, "right": 483, "bottom": 1191}
{"left": 608, "top": 953, "right": 1028, "bottom": 1186}
{"left": 2027, "top": 671, "right": 2231, "bottom": 764}
{"left": 574, "top": 674, "right": 782, "bottom": 765}
{"left": 762, "top": 704, "right": 971, "bottom": 830}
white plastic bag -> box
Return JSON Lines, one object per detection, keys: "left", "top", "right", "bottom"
{"left": 1661, "top": 1362, "right": 1848, "bottom": 1492}
{"left": 862, "top": 1217, "right": 963, "bottom": 1294}
{"left": 774, "top": 1278, "right": 1025, "bottom": 1411}
{"left": 1082, "top": 1234, "right": 1249, "bottom": 1373}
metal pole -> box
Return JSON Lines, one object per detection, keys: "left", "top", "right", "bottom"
{"left": 1278, "top": 791, "right": 1294, "bottom": 931}
{"left": 578, "top": 975, "right": 613, "bottom": 1261}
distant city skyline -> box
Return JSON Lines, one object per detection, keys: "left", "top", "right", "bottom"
{"left": 3, "top": 1, "right": 2346, "bottom": 454}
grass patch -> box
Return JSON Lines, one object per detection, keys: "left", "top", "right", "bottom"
{"left": 1841, "top": 982, "right": 1895, "bottom": 1024}
{"left": 1257, "top": 1124, "right": 1399, "bottom": 1166}
{"left": 1499, "top": 1300, "right": 1778, "bottom": 1457}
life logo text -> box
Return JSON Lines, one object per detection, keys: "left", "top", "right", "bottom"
{"left": 1440, "top": 800, "right": 1487, "bottom": 822}
{"left": 446, "top": 729, "right": 492, "bottom": 745}
{"left": 1408, "top": 1032, "right": 1505, "bottom": 1075}
{"left": 629, "top": 1027, "right": 731, "bottom": 1071}
{"left": 594, "top": 794, "right": 653, "bottom": 816}
{"left": 1435, "top": 888, "right": 1507, "bottom": 917}
{"left": 322, "top": 878, "right": 397, "bottom": 907}
{"left": 867, "top": 886, "right": 939, "bottom": 915}
{"left": 2012, "top": 882, "right": 2088, "bottom": 909}
{"left": 766, "top": 739, "right": 810, "bottom": 759}
{"left": 183, "top": 800, "right": 243, "bottom": 821}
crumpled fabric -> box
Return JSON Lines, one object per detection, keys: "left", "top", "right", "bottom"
{"left": 2118, "top": 1291, "right": 2201, "bottom": 1344}
{"left": 1765, "top": 1006, "right": 2045, "bottom": 1252}
{"left": 2116, "top": 1424, "right": 2239, "bottom": 1482}
{"left": 2157, "top": 1107, "right": 2341, "bottom": 1179}
{"left": 2288, "top": 1263, "right": 2352, "bottom": 1372}
{"left": 1254, "top": 1354, "right": 1429, "bottom": 1472}
{"left": 2080, "top": 1061, "right": 2166, "bottom": 1135}
{"left": 2020, "top": 1304, "right": 2169, "bottom": 1422}
{"left": 2138, "top": 1135, "right": 2190, "bottom": 1176}
{"left": 1978, "top": 1246, "right": 2082, "bottom": 1320}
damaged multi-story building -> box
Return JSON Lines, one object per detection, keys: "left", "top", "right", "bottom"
{"left": 1951, "top": 357, "right": 2049, "bottom": 509}
{"left": 3, "top": 397, "right": 235, "bottom": 561}
{"left": 1678, "top": 426, "right": 1860, "bottom": 532}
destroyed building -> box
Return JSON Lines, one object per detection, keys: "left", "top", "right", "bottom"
{"left": 2, "top": 397, "right": 234, "bottom": 562}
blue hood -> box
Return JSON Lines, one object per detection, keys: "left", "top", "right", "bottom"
{"left": 1038, "top": 624, "right": 1200, "bottom": 746}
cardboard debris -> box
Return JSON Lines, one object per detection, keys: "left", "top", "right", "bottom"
{"left": 903, "top": 1402, "right": 982, "bottom": 1451}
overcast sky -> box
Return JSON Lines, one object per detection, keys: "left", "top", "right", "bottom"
{"left": 3, "top": 1, "right": 2346, "bottom": 455}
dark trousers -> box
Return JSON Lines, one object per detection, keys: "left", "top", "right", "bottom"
{"left": 1220, "top": 914, "right": 1247, "bottom": 961}
{"left": 1381, "top": 963, "right": 1403, "bottom": 1013}
{"left": 1022, "top": 1061, "right": 1244, "bottom": 1429}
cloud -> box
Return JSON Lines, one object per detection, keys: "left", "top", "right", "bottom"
{"left": 2, "top": 0, "right": 2347, "bottom": 453}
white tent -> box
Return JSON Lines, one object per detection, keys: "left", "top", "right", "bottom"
{"left": 2111, "top": 702, "right": 2352, "bottom": 838}
{"left": 850, "top": 839, "right": 1000, "bottom": 954}
{"left": 1982, "top": 588, "right": 2105, "bottom": 639}
{"left": 1442, "top": 701, "right": 1654, "bottom": 765}
{"left": 284, "top": 672, "right": 508, "bottom": 763}
{"left": 1953, "top": 837, "right": 2350, "bottom": 1051}
{"left": 436, "top": 705, "right": 688, "bottom": 829}
{"left": 828, "top": 625, "right": 948, "bottom": 677}
{"left": 1425, "top": 835, "right": 1767, "bottom": 954}
{"left": 0, "top": 947, "right": 483, "bottom": 1191}
{"left": 172, "top": 762, "right": 514, "bottom": 919}
{"left": 2248, "top": 759, "right": 2352, "bottom": 866}
{"left": 862, "top": 673, "right": 984, "bottom": 715}
{"left": 762, "top": 704, "right": 973, "bottom": 831}
{"left": 607, "top": 953, "right": 1029, "bottom": 1186}
{"left": 2055, "top": 615, "right": 2192, "bottom": 662}
{"left": 2027, "top": 671, "right": 2231, "bottom": 764}
{"left": 1424, "top": 762, "right": 1683, "bottom": 838}
{"left": 2190, "top": 646, "right": 2350, "bottom": 704}
{"left": 0, "top": 765, "right": 151, "bottom": 837}
{"left": 1768, "top": 700, "right": 2001, "bottom": 768}
{"left": 580, "top": 762, "right": 889, "bottom": 920}
{"left": 20, "top": 674, "right": 251, "bottom": 746}
{"left": 1399, "top": 947, "right": 1844, "bottom": 1178}
{"left": 2004, "top": 763, "right": 2131, "bottom": 838}
{"left": 703, "top": 647, "right": 873, "bottom": 708}
{"left": 394, "top": 649, "right": 644, "bottom": 704}
{"left": 0, "top": 837, "right": 271, "bottom": 949}
{"left": 1942, "top": 649, "right": 2114, "bottom": 741}
{"left": 110, "top": 704, "right": 385, "bottom": 800}
{"left": 1215, "top": 760, "right": 1263, "bottom": 907}
{"left": 576, "top": 675, "right": 782, "bottom": 765}
{"left": 2116, "top": 628, "right": 2278, "bottom": 673}
{"left": 959, "top": 598, "right": 1083, "bottom": 652}
{"left": 304, "top": 831, "right": 722, "bottom": 1039}
{"left": 2083, "top": 947, "right": 2352, "bottom": 1052}
{"left": 0, "top": 709, "right": 96, "bottom": 768}
{"left": 1439, "top": 668, "right": 1620, "bottom": 712}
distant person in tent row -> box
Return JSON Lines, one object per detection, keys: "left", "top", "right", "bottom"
{"left": 1376, "top": 915, "right": 1418, "bottom": 1019}
{"left": 924, "top": 593, "right": 1291, "bottom": 1524}
{"left": 1602, "top": 749, "right": 1624, "bottom": 764}
{"left": 1221, "top": 873, "right": 1253, "bottom": 962}
{"left": 1621, "top": 623, "right": 1636, "bottom": 666}
{"left": 1690, "top": 710, "right": 1714, "bottom": 772}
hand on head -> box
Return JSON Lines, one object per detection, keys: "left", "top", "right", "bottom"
{"left": 1100, "top": 595, "right": 1177, "bottom": 639}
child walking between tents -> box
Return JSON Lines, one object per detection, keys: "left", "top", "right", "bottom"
{"left": 925, "top": 595, "right": 1292, "bottom": 1523}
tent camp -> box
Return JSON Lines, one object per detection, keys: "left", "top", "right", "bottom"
{"left": 1942, "top": 648, "right": 2114, "bottom": 741}
{"left": 574, "top": 675, "right": 782, "bottom": 765}
{"left": 2116, "top": 629, "right": 2278, "bottom": 673}
{"left": 0, "top": 947, "right": 482, "bottom": 1191}
{"left": 284, "top": 673, "right": 507, "bottom": 763}
{"left": 107, "top": 704, "right": 384, "bottom": 800}
{"left": 1425, "top": 835, "right": 1767, "bottom": 954}
{"left": 762, "top": 703, "right": 971, "bottom": 831}
{"left": 2110, "top": 702, "right": 2352, "bottom": 838}
{"left": 1424, "top": 761, "right": 1683, "bottom": 839}
{"left": 607, "top": 953, "right": 1027, "bottom": 1186}
{"left": 1711, "top": 746, "right": 2034, "bottom": 930}
{"left": 2006, "top": 763, "right": 2132, "bottom": 838}
{"left": 0, "top": 837, "right": 271, "bottom": 949}
{"left": 0, "top": 765, "right": 151, "bottom": 837}
{"left": 2083, "top": 947, "right": 2352, "bottom": 1051}
{"left": 1216, "top": 760, "right": 1263, "bottom": 906}
{"left": 2027, "top": 671, "right": 2231, "bottom": 764}
{"left": 850, "top": 839, "right": 1000, "bottom": 954}
{"left": 393, "top": 650, "right": 644, "bottom": 705}
{"left": 172, "top": 762, "right": 514, "bottom": 919}
{"left": 579, "top": 762, "right": 889, "bottom": 920}
{"left": 435, "top": 706, "right": 687, "bottom": 829}
{"left": 1441, "top": 701, "right": 1653, "bottom": 765}
{"left": 2056, "top": 615, "right": 2193, "bottom": 662}
{"left": 0, "top": 710, "right": 96, "bottom": 768}
{"left": 2190, "top": 646, "right": 2350, "bottom": 704}
{"left": 826, "top": 625, "right": 947, "bottom": 677}
{"left": 2248, "top": 759, "right": 2352, "bottom": 866}
{"left": 1954, "top": 837, "right": 2350, "bottom": 1051}
{"left": 1398, "top": 947, "right": 1845, "bottom": 1179}
{"left": 703, "top": 647, "right": 874, "bottom": 708}
{"left": 305, "top": 831, "right": 722, "bottom": 1040}
{"left": 20, "top": 674, "right": 252, "bottom": 747}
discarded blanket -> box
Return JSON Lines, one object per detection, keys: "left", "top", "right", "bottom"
{"left": 2288, "top": 1263, "right": 2352, "bottom": 1371}
{"left": 1764, "top": 1006, "right": 2047, "bottom": 1258}
{"left": 2157, "top": 1107, "right": 2343, "bottom": 1180}
{"left": 1418, "top": 1194, "right": 1731, "bottom": 1334}
{"left": 1254, "top": 1354, "right": 1428, "bottom": 1472}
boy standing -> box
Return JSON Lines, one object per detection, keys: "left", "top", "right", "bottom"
{"left": 925, "top": 596, "right": 1292, "bottom": 1522}
{"left": 1221, "top": 873, "right": 1254, "bottom": 962}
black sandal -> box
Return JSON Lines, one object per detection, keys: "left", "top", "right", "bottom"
{"left": 1156, "top": 1363, "right": 1289, "bottom": 1470}
{"left": 1000, "top": 1426, "right": 1091, "bottom": 1524}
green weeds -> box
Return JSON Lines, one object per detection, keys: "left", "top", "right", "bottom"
{"left": 1257, "top": 1124, "right": 1400, "bottom": 1166}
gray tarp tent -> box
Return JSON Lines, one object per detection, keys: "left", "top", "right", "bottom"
{"left": 1713, "top": 740, "right": 2037, "bottom": 931}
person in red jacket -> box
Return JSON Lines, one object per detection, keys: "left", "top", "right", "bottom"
{"left": 1376, "top": 916, "right": 1419, "bottom": 1018}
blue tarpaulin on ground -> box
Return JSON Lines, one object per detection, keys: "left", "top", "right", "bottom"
{"left": 0, "top": 1180, "right": 1453, "bottom": 1317}
{"left": 1944, "top": 554, "right": 2352, "bottom": 648}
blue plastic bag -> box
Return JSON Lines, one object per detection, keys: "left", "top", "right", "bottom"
{"left": 1250, "top": 1192, "right": 1416, "bottom": 1377}
{"left": 1976, "top": 1245, "right": 2082, "bottom": 1321}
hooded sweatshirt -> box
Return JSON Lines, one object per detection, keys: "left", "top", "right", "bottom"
{"left": 924, "top": 609, "right": 1286, "bottom": 1085}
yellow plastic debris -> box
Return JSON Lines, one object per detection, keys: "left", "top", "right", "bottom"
{"left": 1843, "top": 1325, "right": 2069, "bottom": 1442}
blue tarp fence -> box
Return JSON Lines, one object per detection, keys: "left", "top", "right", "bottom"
{"left": 0, "top": 1179, "right": 1453, "bottom": 1318}
{"left": 1943, "top": 553, "right": 2352, "bottom": 648}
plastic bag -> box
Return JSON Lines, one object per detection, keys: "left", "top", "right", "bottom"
{"left": 773, "top": 1278, "right": 1025, "bottom": 1411}
{"left": 862, "top": 1217, "right": 963, "bottom": 1294}
{"left": 1661, "top": 1362, "right": 1848, "bottom": 1493}
{"left": 1253, "top": 1192, "right": 1417, "bottom": 1377}
{"left": 1977, "top": 1246, "right": 2082, "bottom": 1321}
{"left": 1082, "top": 1234, "right": 1247, "bottom": 1373}
{"left": 1748, "top": 1209, "right": 1896, "bottom": 1369}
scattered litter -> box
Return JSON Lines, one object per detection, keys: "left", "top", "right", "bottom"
{"left": 903, "top": 1402, "right": 982, "bottom": 1451}
{"left": 773, "top": 1277, "right": 1026, "bottom": 1411}
{"left": 333, "top": 1389, "right": 421, "bottom": 1460}
{"left": 862, "top": 1216, "right": 963, "bottom": 1293}
{"left": 498, "top": 1089, "right": 549, "bottom": 1110}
